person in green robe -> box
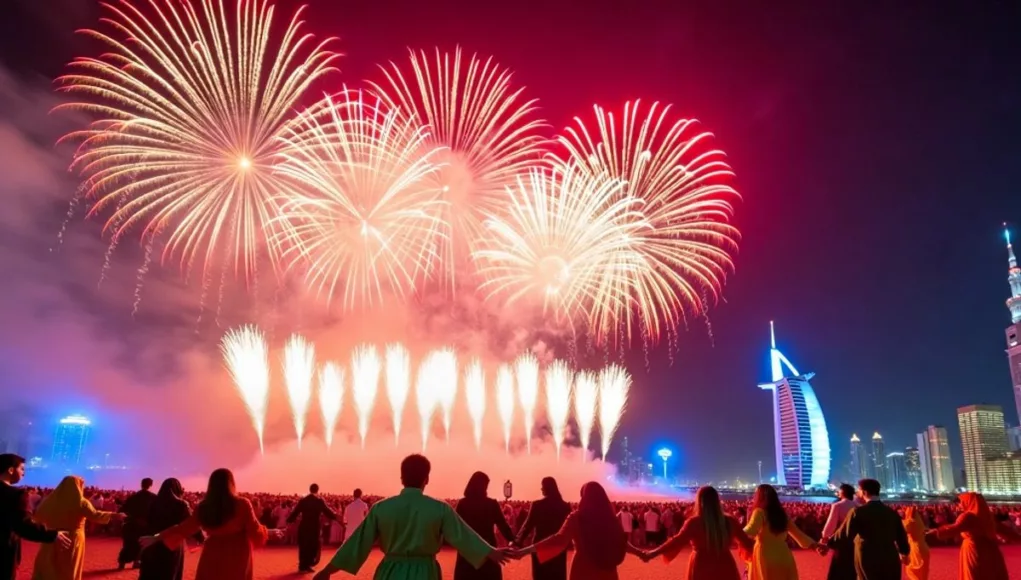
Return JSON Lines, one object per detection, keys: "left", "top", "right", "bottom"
{"left": 312, "top": 455, "right": 512, "bottom": 580}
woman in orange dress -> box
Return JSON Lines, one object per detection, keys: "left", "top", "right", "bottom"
{"left": 515, "top": 482, "right": 643, "bottom": 580}
{"left": 140, "top": 469, "right": 281, "bottom": 580}
{"left": 901, "top": 506, "right": 929, "bottom": 580}
{"left": 928, "top": 492, "right": 1016, "bottom": 580}
{"left": 642, "top": 486, "right": 754, "bottom": 580}
{"left": 31, "top": 475, "right": 125, "bottom": 580}
{"left": 742, "top": 484, "right": 819, "bottom": 580}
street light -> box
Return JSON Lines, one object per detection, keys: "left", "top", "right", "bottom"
{"left": 657, "top": 448, "right": 672, "bottom": 481}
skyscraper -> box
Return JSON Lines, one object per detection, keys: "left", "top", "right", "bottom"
{"left": 872, "top": 432, "right": 887, "bottom": 488}
{"left": 916, "top": 425, "right": 955, "bottom": 492}
{"left": 1002, "top": 227, "right": 1021, "bottom": 425}
{"left": 51, "top": 415, "right": 90, "bottom": 466}
{"left": 758, "top": 322, "right": 831, "bottom": 488}
{"left": 1009, "top": 426, "right": 1021, "bottom": 452}
{"left": 957, "top": 404, "right": 1015, "bottom": 493}
{"left": 886, "top": 451, "right": 907, "bottom": 490}
{"left": 905, "top": 447, "right": 922, "bottom": 490}
{"left": 850, "top": 434, "right": 869, "bottom": 480}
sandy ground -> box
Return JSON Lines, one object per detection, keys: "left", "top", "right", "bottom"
{"left": 18, "top": 537, "right": 1020, "bottom": 579}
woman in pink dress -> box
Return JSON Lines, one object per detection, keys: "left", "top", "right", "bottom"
{"left": 642, "top": 486, "right": 754, "bottom": 580}
{"left": 140, "top": 469, "right": 281, "bottom": 580}
{"left": 928, "top": 492, "right": 1017, "bottom": 580}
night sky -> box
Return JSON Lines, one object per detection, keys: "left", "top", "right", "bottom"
{"left": 2, "top": 0, "right": 1021, "bottom": 482}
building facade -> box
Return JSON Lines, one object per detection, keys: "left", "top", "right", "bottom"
{"left": 1009, "top": 426, "right": 1021, "bottom": 452}
{"left": 850, "top": 434, "right": 870, "bottom": 481}
{"left": 759, "top": 322, "right": 831, "bottom": 488}
{"left": 957, "top": 404, "right": 1015, "bottom": 494}
{"left": 1003, "top": 228, "right": 1021, "bottom": 425}
{"left": 886, "top": 451, "right": 907, "bottom": 490}
{"left": 872, "top": 432, "right": 887, "bottom": 489}
{"left": 905, "top": 447, "right": 922, "bottom": 490}
{"left": 917, "top": 425, "right": 955, "bottom": 492}
{"left": 51, "top": 415, "right": 90, "bottom": 466}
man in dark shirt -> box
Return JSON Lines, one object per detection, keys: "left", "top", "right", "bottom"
{"left": 0, "top": 454, "right": 70, "bottom": 580}
{"left": 515, "top": 477, "right": 571, "bottom": 580}
{"left": 288, "top": 483, "right": 337, "bottom": 572}
{"left": 828, "top": 478, "right": 910, "bottom": 580}
{"left": 118, "top": 477, "right": 156, "bottom": 569}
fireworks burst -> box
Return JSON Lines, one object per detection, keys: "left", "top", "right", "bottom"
{"left": 283, "top": 335, "right": 316, "bottom": 448}
{"left": 220, "top": 325, "right": 270, "bottom": 453}
{"left": 514, "top": 353, "right": 540, "bottom": 454}
{"left": 274, "top": 91, "right": 444, "bottom": 309}
{"left": 351, "top": 345, "right": 381, "bottom": 448}
{"left": 385, "top": 343, "right": 411, "bottom": 445}
{"left": 370, "top": 47, "right": 545, "bottom": 283}
{"left": 553, "top": 100, "right": 740, "bottom": 345}
{"left": 544, "top": 360, "right": 573, "bottom": 460}
{"left": 57, "top": 0, "right": 340, "bottom": 281}
{"left": 496, "top": 364, "right": 515, "bottom": 454}
{"left": 598, "top": 364, "right": 631, "bottom": 461}
{"left": 573, "top": 371, "right": 598, "bottom": 460}
{"left": 318, "top": 362, "right": 344, "bottom": 449}
{"left": 464, "top": 359, "right": 486, "bottom": 450}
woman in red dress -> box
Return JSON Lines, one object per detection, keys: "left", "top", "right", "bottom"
{"left": 928, "top": 492, "right": 1017, "bottom": 580}
{"left": 515, "top": 482, "right": 642, "bottom": 580}
{"left": 140, "top": 469, "right": 280, "bottom": 580}
{"left": 642, "top": 486, "right": 754, "bottom": 580}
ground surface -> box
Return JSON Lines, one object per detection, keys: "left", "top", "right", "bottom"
{"left": 18, "top": 538, "right": 1021, "bottom": 579}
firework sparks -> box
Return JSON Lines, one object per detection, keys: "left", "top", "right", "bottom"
{"left": 573, "top": 371, "right": 598, "bottom": 461}
{"left": 220, "top": 326, "right": 270, "bottom": 453}
{"left": 598, "top": 364, "right": 631, "bottom": 461}
{"left": 370, "top": 47, "right": 545, "bottom": 283}
{"left": 318, "top": 362, "right": 344, "bottom": 449}
{"left": 57, "top": 0, "right": 340, "bottom": 282}
{"left": 553, "top": 100, "right": 740, "bottom": 345}
{"left": 544, "top": 360, "right": 573, "bottom": 460}
{"left": 415, "top": 353, "right": 439, "bottom": 450}
{"left": 351, "top": 345, "right": 381, "bottom": 449}
{"left": 496, "top": 364, "right": 515, "bottom": 454}
{"left": 385, "top": 343, "right": 411, "bottom": 445}
{"left": 274, "top": 91, "right": 444, "bottom": 309}
{"left": 283, "top": 335, "right": 316, "bottom": 448}
{"left": 514, "top": 353, "right": 540, "bottom": 454}
{"left": 464, "top": 358, "right": 486, "bottom": 450}
{"left": 432, "top": 349, "right": 459, "bottom": 443}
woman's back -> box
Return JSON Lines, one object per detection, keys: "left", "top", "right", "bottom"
{"left": 161, "top": 497, "right": 267, "bottom": 580}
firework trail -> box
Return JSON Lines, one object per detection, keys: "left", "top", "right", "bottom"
{"left": 385, "top": 343, "right": 411, "bottom": 445}
{"left": 495, "top": 365, "right": 515, "bottom": 454}
{"left": 370, "top": 47, "right": 545, "bottom": 284}
{"left": 464, "top": 358, "right": 486, "bottom": 450}
{"left": 474, "top": 163, "right": 639, "bottom": 331}
{"left": 283, "top": 335, "right": 316, "bottom": 449}
{"left": 98, "top": 196, "right": 127, "bottom": 288}
{"left": 553, "top": 100, "right": 740, "bottom": 346}
{"left": 52, "top": 184, "right": 84, "bottom": 253}
{"left": 220, "top": 326, "right": 270, "bottom": 454}
{"left": 56, "top": 0, "right": 340, "bottom": 282}
{"left": 351, "top": 345, "right": 381, "bottom": 449}
{"left": 573, "top": 371, "right": 598, "bottom": 461}
{"left": 318, "top": 362, "right": 344, "bottom": 449}
{"left": 431, "top": 349, "right": 459, "bottom": 443}
{"left": 514, "top": 353, "right": 540, "bottom": 454}
{"left": 131, "top": 237, "right": 154, "bottom": 317}
{"left": 415, "top": 353, "right": 439, "bottom": 451}
{"left": 544, "top": 360, "right": 573, "bottom": 460}
{"left": 274, "top": 91, "right": 444, "bottom": 309}
{"left": 598, "top": 364, "right": 631, "bottom": 461}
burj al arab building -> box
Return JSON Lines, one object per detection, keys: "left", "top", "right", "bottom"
{"left": 759, "top": 322, "right": 831, "bottom": 488}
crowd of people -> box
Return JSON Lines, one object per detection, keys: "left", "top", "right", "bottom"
{"left": 2, "top": 452, "right": 1020, "bottom": 580}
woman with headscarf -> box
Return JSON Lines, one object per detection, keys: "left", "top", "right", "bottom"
{"left": 901, "top": 506, "right": 929, "bottom": 580}
{"left": 927, "top": 492, "right": 1017, "bottom": 580}
{"left": 31, "top": 475, "right": 125, "bottom": 580}
{"left": 453, "top": 472, "right": 515, "bottom": 580}
{"left": 516, "top": 482, "right": 642, "bottom": 580}
{"left": 742, "top": 484, "right": 819, "bottom": 580}
{"left": 140, "top": 468, "right": 281, "bottom": 580}
{"left": 642, "top": 486, "right": 754, "bottom": 580}
{"left": 138, "top": 479, "right": 201, "bottom": 580}
{"left": 514, "top": 477, "right": 571, "bottom": 580}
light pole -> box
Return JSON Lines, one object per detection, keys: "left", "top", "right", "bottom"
{"left": 758, "top": 460, "right": 763, "bottom": 483}
{"left": 657, "top": 448, "right": 672, "bottom": 482}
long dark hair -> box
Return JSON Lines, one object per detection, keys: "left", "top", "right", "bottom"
{"left": 463, "top": 472, "right": 489, "bottom": 499}
{"left": 695, "top": 486, "right": 729, "bottom": 553}
{"left": 753, "top": 484, "right": 788, "bottom": 534}
{"left": 575, "top": 482, "right": 626, "bottom": 570}
{"left": 197, "top": 468, "right": 237, "bottom": 529}
{"left": 157, "top": 478, "right": 184, "bottom": 501}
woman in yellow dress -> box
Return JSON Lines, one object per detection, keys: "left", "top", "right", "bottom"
{"left": 31, "top": 475, "right": 124, "bottom": 580}
{"left": 902, "top": 506, "right": 930, "bottom": 580}
{"left": 743, "top": 485, "right": 819, "bottom": 580}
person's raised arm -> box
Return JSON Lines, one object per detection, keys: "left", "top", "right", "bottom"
{"left": 520, "top": 512, "right": 577, "bottom": 564}
{"left": 142, "top": 512, "right": 201, "bottom": 551}
{"left": 787, "top": 519, "right": 818, "bottom": 550}
{"left": 11, "top": 490, "right": 59, "bottom": 544}
{"left": 514, "top": 502, "right": 537, "bottom": 545}
{"left": 82, "top": 498, "right": 121, "bottom": 525}
{"left": 442, "top": 503, "right": 506, "bottom": 568}
{"left": 821, "top": 503, "right": 842, "bottom": 540}
{"left": 742, "top": 508, "right": 765, "bottom": 538}
{"left": 313, "top": 508, "right": 379, "bottom": 580}
{"left": 320, "top": 497, "right": 338, "bottom": 521}
{"left": 242, "top": 499, "right": 269, "bottom": 546}
{"left": 286, "top": 499, "right": 301, "bottom": 525}
{"left": 931, "top": 512, "right": 974, "bottom": 542}
{"left": 492, "top": 500, "right": 515, "bottom": 544}
{"left": 828, "top": 507, "right": 859, "bottom": 547}
{"left": 647, "top": 517, "right": 696, "bottom": 563}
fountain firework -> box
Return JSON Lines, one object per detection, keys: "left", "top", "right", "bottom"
{"left": 318, "top": 362, "right": 344, "bottom": 449}
{"left": 283, "top": 335, "right": 316, "bottom": 448}
{"left": 385, "top": 344, "right": 411, "bottom": 445}
{"left": 514, "top": 353, "right": 540, "bottom": 454}
{"left": 351, "top": 345, "right": 381, "bottom": 449}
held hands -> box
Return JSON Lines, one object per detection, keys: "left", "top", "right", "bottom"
{"left": 111, "top": 512, "right": 127, "bottom": 522}
{"left": 138, "top": 535, "right": 159, "bottom": 550}
{"left": 268, "top": 529, "right": 286, "bottom": 541}
{"left": 815, "top": 544, "right": 829, "bottom": 557}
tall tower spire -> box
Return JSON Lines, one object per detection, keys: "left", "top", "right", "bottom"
{"left": 1005, "top": 224, "right": 1021, "bottom": 323}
